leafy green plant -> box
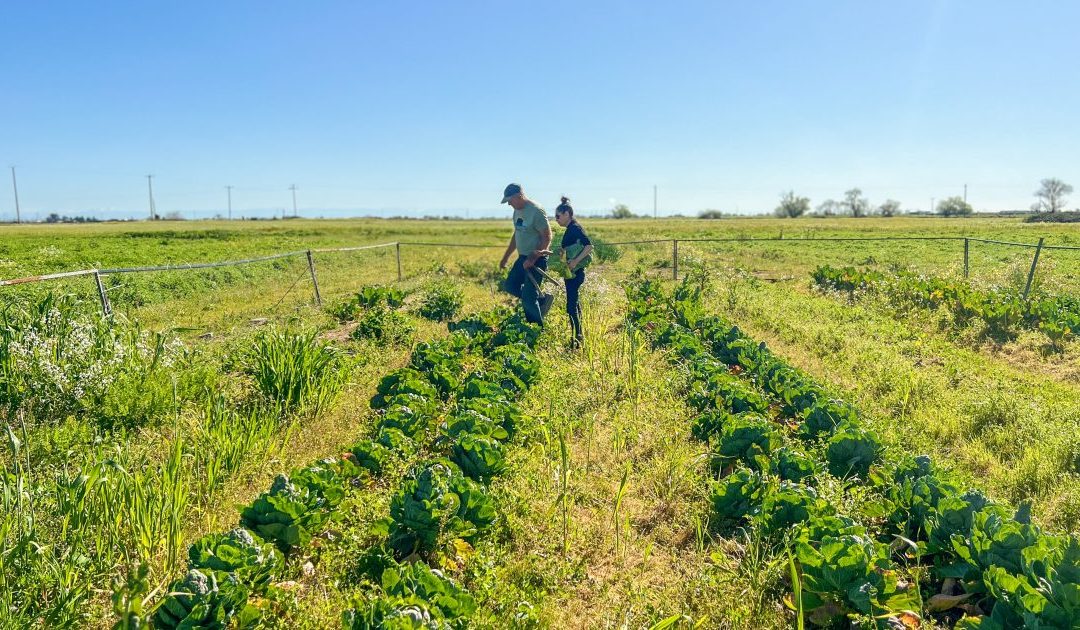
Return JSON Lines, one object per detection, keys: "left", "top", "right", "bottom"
{"left": 153, "top": 569, "right": 260, "bottom": 630}
{"left": 925, "top": 490, "right": 995, "bottom": 555}
{"left": 187, "top": 528, "right": 282, "bottom": 591}
{"left": 379, "top": 404, "right": 436, "bottom": 441}
{"left": 772, "top": 447, "right": 818, "bottom": 483}
{"left": 690, "top": 410, "right": 732, "bottom": 444}
{"left": 800, "top": 400, "right": 858, "bottom": 439}
{"left": 349, "top": 439, "right": 393, "bottom": 476}
{"left": 372, "top": 368, "right": 440, "bottom": 408}
{"left": 342, "top": 560, "right": 477, "bottom": 630}
{"left": 352, "top": 305, "right": 416, "bottom": 346}
{"left": 239, "top": 464, "right": 346, "bottom": 551}
{"left": 332, "top": 285, "right": 407, "bottom": 321}
{"left": 416, "top": 281, "right": 464, "bottom": 321}
{"left": 972, "top": 535, "right": 1080, "bottom": 628}
{"left": 713, "top": 414, "right": 781, "bottom": 471}
{"left": 709, "top": 468, "right": 764, "bottom": 531}
{"left": 455, "top": 398, "right": 522, "bottom": 440}
{"left": 388, "top": 462, "right": 497, "bottom": 556}
{"left": 825, "top": 424, "right": 883, "bottom": 479}
{"left": 795, "top": 535, "right": 918, "bottom": 624}
{"left": 488, "top": 343, "right": 541, "bottom": 387}
{"left": 757, "top": 482, "right": 833, "bottom": 535}
{"left": 881, "top": 455, "right": 961, "bottom": 541}
{"left": 450, "top": 433, "right": 507, "bottom": 482}
{"left": 409, "top": 340, "right": 466, "bottom": 396}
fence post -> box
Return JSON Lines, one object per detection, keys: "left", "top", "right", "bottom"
{"left": 305, "top": 250, "right": 322, "bottom": 307}
{"left": 963, "top": 238, "right": 969, "bottom": 278}
{"left": 93, "top": 271, "right": 112, "bottom": 316}
{"left": 1022, "top": 238, "right": 1044, "bottom": 300}
{"left": 672, "top": 239, "right": 679, "bottom": 280}
{"left": 396, "top": 242, "right": 403, "bottom": 282}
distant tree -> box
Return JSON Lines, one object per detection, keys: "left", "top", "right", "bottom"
{"left": 816, "top": 199, "right": 840, "bottom": 216}
{"left": 937, "top": 196, "right": 973, "bottom": 217}
{"left": 774, "top": 191, "right": 810, "bottom": 218}
{"left": 611, "top": 204, "right": 635, "bottom": 219}
{"left": 162, "top": 211, "right": 187, "bottom": 221}
{"left": 1032, "top": 178, "right": 1073, "bottom": 213}
{"left": 843, "top": 188, "right": 870, "bottom": 217}
{"left": 878, "top": 199, "right": 901, "bottom": 217}
{"left": 698, "top": 209, "right": 726, "bottom": 219}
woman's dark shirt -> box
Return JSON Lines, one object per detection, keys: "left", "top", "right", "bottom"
{"left": 560, "top": 219, "right": 591, "bottom": 250}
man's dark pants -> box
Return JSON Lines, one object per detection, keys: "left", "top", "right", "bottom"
{"left": 502, "top": 255, "right": 548, "bottom": 324}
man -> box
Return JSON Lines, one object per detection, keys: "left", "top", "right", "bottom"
{"left": 498, "top": 182, "right": 554, "bottom": 324}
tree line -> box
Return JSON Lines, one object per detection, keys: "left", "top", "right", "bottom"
{"left": 768, "top": 178, "right": 1073, "bottom": 218}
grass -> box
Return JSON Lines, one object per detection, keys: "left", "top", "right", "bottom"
{"left": 1, "top": 215, "right": 1079, "bottom": 627}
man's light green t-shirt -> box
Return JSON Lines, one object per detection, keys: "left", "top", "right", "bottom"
{"left": 513, "top": 201, "right": 549, "bottom": 256}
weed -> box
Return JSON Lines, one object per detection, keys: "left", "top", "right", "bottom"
{"left": 242, "top": 327, "right": 349, "bottom": 416}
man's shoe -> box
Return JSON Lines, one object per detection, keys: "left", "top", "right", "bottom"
{"left": 539, "top": 293, "right": 554, "bottom": 318}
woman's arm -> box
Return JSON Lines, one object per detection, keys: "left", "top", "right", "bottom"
{"left": 568, "top": 244, "right": 593, "bottom": 270}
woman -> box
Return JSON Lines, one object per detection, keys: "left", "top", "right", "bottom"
{"left": 554, "top": 196, "right": 593, "bottom": 348}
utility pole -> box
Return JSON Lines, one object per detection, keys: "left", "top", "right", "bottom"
{"left": 963, "top": 184, "right": 968, "bottom": 203}
{"left": 146, "top": 175, "right": 156, "bottom": 220}
{"left": 653, "top": 185, "right": 658, "bottom": 219}
{"left": 10, "top": 166, "right": 20, "bottom": 224}
{"left": 226, "top": 185, "right": 233, "bottom": 220}
{"left": 289, "top": 184, "right": 298, "bottom": 217}
{"left": 930, "top": 197, "right": 935, "bottom": 214}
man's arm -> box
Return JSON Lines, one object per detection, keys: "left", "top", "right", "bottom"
{"left": 523, "top": 222, "right": 552, "bottom": 269}
{"left": 499, "top": 233, "right": 516, "bottom": 269}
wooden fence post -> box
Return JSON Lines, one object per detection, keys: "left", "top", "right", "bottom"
{"left": 306, "top": 250, "right": 322, "bottom": 307}
{"left": 1022, "top": 238, "right": 1044, "bottom": 300}
{"left": 396, "top": 242, "right": 403, "bottom": 282}
{"left": 672, "top": 239, "right": 679, "bottom": 280}
{"left": 963, "top": 238, "right": 970, "bottom": 278}
{"left": 93, "top": 271, "right": 112, "bottom": 316}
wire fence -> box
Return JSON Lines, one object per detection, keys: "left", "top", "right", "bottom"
{"left": 2, "top": 235, "right": 1078, "bottom": 316}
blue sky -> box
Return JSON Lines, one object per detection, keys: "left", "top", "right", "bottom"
{"left": 2, "top": 1, "right": 1078, "bottom": 220}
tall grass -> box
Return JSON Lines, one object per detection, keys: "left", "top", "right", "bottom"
{"left": 242, "top": 327, "right": 350, "bottom": 416}
{"left": 191, "top": 394, "right": 282, "bottom": 497}
{"left": 1, "top": 433, "right": 189, "bottom": 627}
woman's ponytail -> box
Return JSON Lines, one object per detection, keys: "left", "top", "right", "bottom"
{"left": 556, "top": 196, "right": 574, "bottom": 216}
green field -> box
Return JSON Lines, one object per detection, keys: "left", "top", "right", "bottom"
{"left": 2, "top": 216, "right": 1079, "bottom": 629}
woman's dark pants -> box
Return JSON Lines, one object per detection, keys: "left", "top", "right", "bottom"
{"left": 565, "top": 269, "right": 585, "bottom": 343}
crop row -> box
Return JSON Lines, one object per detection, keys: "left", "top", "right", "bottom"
{"left": 625, "top": 275, "right": 1079, "bottom": 628}
{"left": 143, "top": 290, "right": 543, "bottom": 629}
{"left": 812, "top": 265, "right": 1080, "bottom": 347}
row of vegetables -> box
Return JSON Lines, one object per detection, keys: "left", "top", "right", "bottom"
{"left": 626, "top": 275, "right": 1079, "bottom": 628}
{"left": 150, "top": 289, "right": 542, "bottom": 629}
{"left": 811, "top": 265, "right": 1080, "bottom": 347}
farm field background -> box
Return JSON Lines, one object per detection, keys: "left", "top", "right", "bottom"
{"left": 2, "top": 215, "right": 1079, "bottom": 628}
